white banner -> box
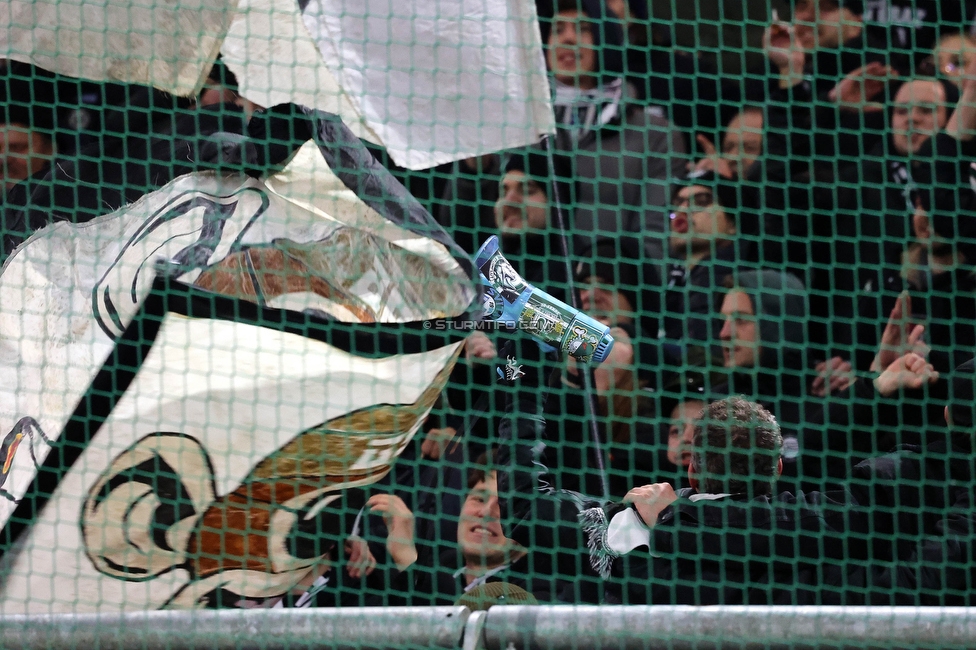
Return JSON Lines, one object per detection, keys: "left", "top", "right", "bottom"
{"left": 300, "top": 0, "right": 554, "bottom": 169}
{"left": 2, "top": 0, "right": 553, "bottom": 170}
{"left": 0, "top": 139, "right": 475, "bottom": 611}
{"left": 0, "top": 310, "right": 458, "bottom": 612}
{"left": 0, "top": 0, "right": 236, "bottom": 96}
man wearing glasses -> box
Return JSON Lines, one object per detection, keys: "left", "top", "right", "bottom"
{"left": 658, "top": 170, "right": 742, "bottom": 368}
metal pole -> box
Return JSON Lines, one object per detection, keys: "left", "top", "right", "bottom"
{"left": 0, "top": 606, "right": 470, "bottom": 650}
{"left": 543, "top": 136, "right": 611, "bottom": 501}
{"left": 480, "top": 605, "right": 976, "bottom": 650}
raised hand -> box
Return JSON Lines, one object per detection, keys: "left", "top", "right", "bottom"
{"left": 810, "top": 356, "right": 854, "bottom": 397}
{"left": 693, "top": 134, "right": 735, "bottom": 179}
{"left": 344, "top": 536, "right": 377, "bottom": 579}
{"left": 871, "top": 292, "right": 928, "bottom": 373}
{"left": 947, "top": 43, "right": 976, "bottom": 140}
{"left": 591, "top": 326, "right": 634, "bottom": 394}
{"left": 623, "top": 483, "right": 679, "bottom": 527}
{"left": 873, "top": 352, "right": 939, "bottom": 396}
{"left": 763, "top": 20, "right": 806, "bottom": 84}
{"left": 367, "top": 494, "right": 417, "bottom": 570}
{"left": 421, "top": 426, "right": 458, "bottom": 460}
{"left": 828, "top": 62, "right": 895, "bottom": 113}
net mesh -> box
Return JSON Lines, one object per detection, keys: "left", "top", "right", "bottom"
{"left": 1, "top": 0, "right": 975, "bottom": 646}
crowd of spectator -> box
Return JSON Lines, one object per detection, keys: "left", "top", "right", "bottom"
{"left": 3, "top": 0, "right": 976, "bottom": 611}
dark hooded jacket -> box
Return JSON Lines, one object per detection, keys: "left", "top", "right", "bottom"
{"left": 392, "top": 338, "right": 587, "bottom": 605}
{"left": 756, "top": 24, "right": 892, "bottom": 186}
{"left": 826, "top": 128, "right": 976, "bottom": 373}
{"left": 547, "top": 0, "right": 686, "bottom": 261}
{"left": 435, "top": 147, "right": 570, "bottom": 301}
{"left": 660, "top": 171, "right": 748, "bottom": 358}
{"left": 608, "top": 435, "right": 976, "bottom": 606}
{"left": 614, "top": 0, "right": 742, "bottom": 152}
{"left": 547, "top": 236, "right": 665, "bottom": 499}
{"left": 714, "top": 272, "right": 808, "bottom": 417}
{"left": 862, "top": 0, "right": 976, "bottom": 75}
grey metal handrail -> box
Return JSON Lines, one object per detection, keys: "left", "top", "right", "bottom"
{"left": 0, "top": 606, "right": 469, "bottom": 650}
{"left": 2, "top": 605, "right": 976, "bottom": 649}
{"left": 478, "top": 605, "right": 976, "bottom": 650}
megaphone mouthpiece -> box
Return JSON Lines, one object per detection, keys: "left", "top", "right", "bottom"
{"left": 475, "top": 236, "right": 614, "bottom": 364}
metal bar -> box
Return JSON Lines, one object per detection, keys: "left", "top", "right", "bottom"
{"left": 0, "top": 606, "right": 470, "bottom": 650}
{"left": 543, "top": 136, "right": 610, "bottom": 501}
{"left": 5, "top": 605, "right": 976, "bottom": 649}
{"left": 480, "top": 605, "right": 976, "bottom": 650}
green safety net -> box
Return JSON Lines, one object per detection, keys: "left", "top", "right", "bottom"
{"left": 0, "top": 0, "right": 975, "bottom": 647}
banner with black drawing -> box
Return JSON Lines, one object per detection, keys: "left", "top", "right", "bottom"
{"left": 0, "top": 120, "right": 478, "bottom": 612}
{"left": 0, "top": 278, "right": 463, "bottom": 612}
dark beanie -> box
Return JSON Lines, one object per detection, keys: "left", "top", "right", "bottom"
{"left": 504, "top": 147, "right": 553, "bottom": 185}
{"left": 454, "top": 582, "right": 538, "bottom": 610}
{"left": 657, "top": 369, "right": 708, "bottom": 423}
{"left": 625, "top": 0, "right": 649, "bottom": 21}
{"left": 949, "top": 358, "right": 975, "bottom": 431}
{"left": 734, "top": 271, "right": 807, "bottom": 369}
{"left": 672, "top": 170, "right": 741, "bottom": 223}
{"left": 573, "top": 236, "right": 641, "bottom": 313}
{"left": 553, "top": 0, "right": 625, "bottom": 80}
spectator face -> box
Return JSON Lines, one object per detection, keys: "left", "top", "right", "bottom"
{"left": 457, "top": 472, "right": 509, "bottom": 568}
{"left": 791, "top": 0, "right": 851, "bottom": 51}
{"left": 494, "top": 171, "right": 548, "bottom": 237}
{"left": 719, "top": 290, "right": 759, "bottom": 369}
{"left": 891, "top": 80, "right": 948, "bottom": 156}
{"left": 548, "top": 11, "right": 599, "bottom": 90}
{"left": 669, "top": 185, "right": 736, "bottom": 256}
{"left": 932, "top": 34, "right": 976, "bottom": 87}
{"left": 722, "top": 110, "right": 764, "bottom": 179}
{"left": 1, "top": 122, "right": 54, "bottom": 190}
{"left": 667, "top": 400, "right": 704, "bottom": 468}
{"left": 579, "top": 275, "right": 635, "bottom": 327}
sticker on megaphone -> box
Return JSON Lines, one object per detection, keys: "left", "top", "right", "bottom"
{"left": 475, "top": 236, "right": 614, "bottom": 364}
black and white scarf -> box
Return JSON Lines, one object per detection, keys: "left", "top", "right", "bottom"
{"left": 552, "top": 79, "right": 624, "bottom": 150}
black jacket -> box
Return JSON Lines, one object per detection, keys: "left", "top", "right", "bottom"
{"left": 758, "top": 31, "right": 891, "bottom": 186}
{"left": 607, "top": 435, "right": 976, "bottom": 606}
{"left": 607, "top": 488, "right": 854, "bottom": 605}
{"left": 831, "top": 133, "right": 976, "bottom": 371}
{"left": 661, "top": 241, "right": 737, "bottom": 347}
{"left": 862, "top": 0, "right": 976, "bottom": 74}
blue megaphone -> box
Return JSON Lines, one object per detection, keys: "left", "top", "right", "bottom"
{"left": 475, "top": 236, "right": 614, "bottom": 364}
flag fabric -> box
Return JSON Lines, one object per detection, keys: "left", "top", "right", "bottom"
{"left": 219, "top": 0, "right": 384, "bottom": 145}
{"left": 0, "top": 113, "right": 478, "bottom": 612}
{"left": 0, "top": 0, "right": 236, "bottom": 97}
{"left": 299, "top": 0, "right": 554, "bottom": 169}
{"left": 2, "top": 0, "right": 553, "bottom": 169}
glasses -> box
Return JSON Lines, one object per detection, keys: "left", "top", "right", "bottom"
{"left": 671, "top": 192, "right": 715, "bottom": 211}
